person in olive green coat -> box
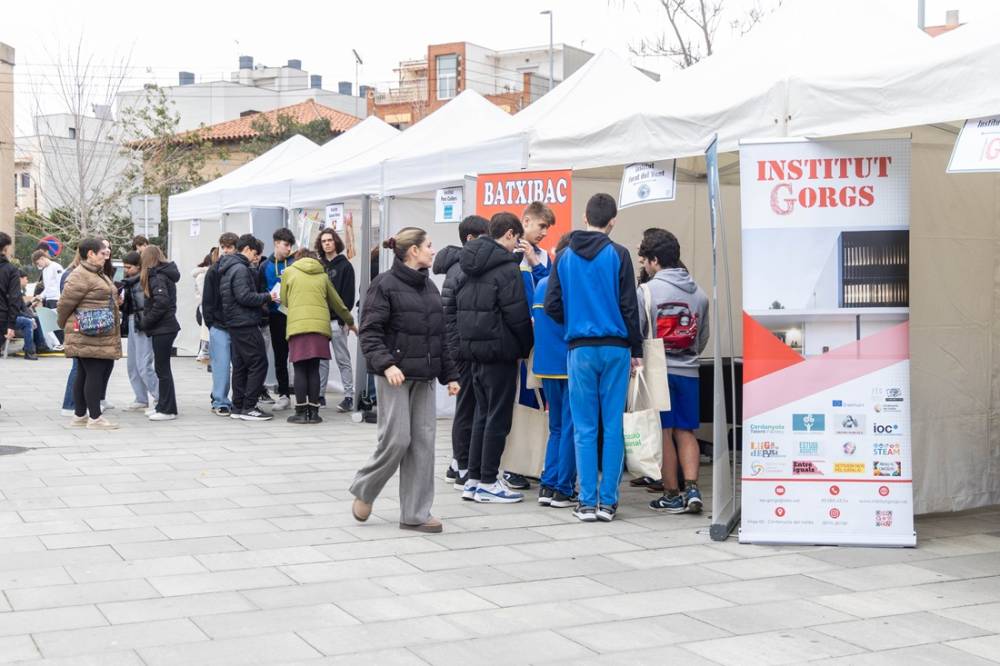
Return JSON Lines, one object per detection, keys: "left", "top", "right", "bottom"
{"left": 280, "top": 248, "right": 357, "bottom": 423}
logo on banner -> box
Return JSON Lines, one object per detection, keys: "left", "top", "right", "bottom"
{"left": 873, "top": 461, "right": 902, "bottom": 477}
{"left": 477, "top": 169, "right": 572, "bottom": 254}
{"left": 842, "top": 441, "right": 858, "bottom": 455}
{"left": 875, "top": 510, "right": 894, "bottom": 527}
{"left": 775, "top": 485, "right": 786, "bottom": 496}
{"left": 879, "top": 486, "right": 891, "bottom": 497}
{"left": 798, "top": 441, "right": 820, "bottom": 456}
{"left": 873, "top": 442, "right": 901, "bottom": 456}
{"left": 873, "top": 402, "right": 901, "bottom": 414}
{"left": 829, "top": 508, "right": 841, "bottom": 519}
{"left": 835, "top": 414, "right": 865, "bottom": 435}
{"left": 750, "top": 423, "right": 786, "bottom": 435}
{"left": 749, "top": 441, "right": 782, "bottom": 458}
{"left": 832, "top": 399, "right": 864, "bottom": 408}
{"left": 873, "top": 422, "right": 901, "bottom": 435}
{"left": 775, "top": 507, "right": 786, "bottom": 517}
{"left": 792, "top": 460, "right": 823, "bottom": 475}
{"left": 792, "top": 414, "right": 825, "bottom": 432}
{"left": 834, "top": 462, "right": 865, "bottom": 474}
{"left": 873, "top": 387, "right": 905, "bottom": 402}
{"left": 829, "top": 485, "right": 841, "bottom": 496}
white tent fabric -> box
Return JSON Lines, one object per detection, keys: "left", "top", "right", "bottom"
{"left": 220, "top": 117, "right": 400, "bottom": 211}
{"left": 168, "top": 135, "right": 318, "bottom": 220}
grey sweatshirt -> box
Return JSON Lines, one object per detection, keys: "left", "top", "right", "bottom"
{"left": 637, "top": 267, "right": 710, "bottom": 378}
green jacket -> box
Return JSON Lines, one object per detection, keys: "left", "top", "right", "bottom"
{"left": 280, "top": 257, "right": 354, "bottom": 338}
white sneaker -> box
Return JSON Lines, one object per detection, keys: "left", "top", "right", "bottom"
{"left": 148, "top": 412, "right": 177, "bottom": 421}
{"left": 461, "top": 479, "right": 479, "bottom": 502}
{"left": 474, "top": 480, "right": 524, "bottom": 504}
{"left": 100, "top": 400, "right": 116, "bottom": 411}
{"left": 125, "top": 402, "right": 149, "bottom": 412}
{"left": 273, "top": 395, "right": 291, "bottom": 411}
{"left": 69, "top": 414, "right": 88, "bottom": 427}
{"left": 86, "top": 416, "right": 119, "bottom": 430}
{"left": 60, "top": 408, "right": 75, "bottom": 417}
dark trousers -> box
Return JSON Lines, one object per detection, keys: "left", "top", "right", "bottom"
{"left": 468, "top": 361, "right": 518, "bottom": 485}
{"left": 151, "top": 332, "right": 177, "bottom": 415}
{"left": 268, "top": 312, "right": 290, "bottom": 396}
{"left": 452, "top": 360, "right": 476, "bottom": 470}
{"left": 230, "top": 325, "right": 267, "bottom": 413}
{"left": 74, "top": 357, "right": 114, "bottom": 419}
{"left": 293, "top": 358, "right": 321, "bottom": 405}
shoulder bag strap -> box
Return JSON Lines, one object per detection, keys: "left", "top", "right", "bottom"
{"left": 640, "top": 282, "right": 655, "bottom": 340}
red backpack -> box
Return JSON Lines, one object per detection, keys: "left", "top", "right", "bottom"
{"left": 655, "top": 302, "right": 699, "bottom": 351}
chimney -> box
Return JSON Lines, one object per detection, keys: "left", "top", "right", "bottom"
{"left": 359, "top": 85, "right": 372, "bottom": 99}
{"left": 338, "top": 81, "right": 352, "bottom": 95}
{"left": 310, "top": 74, "right": 323, "bottom": 89}
{"left": 287, "top": 59, "right": 302, "bottom": 70}
{"left": 239, "top": 55, "right": 253, "bottom": 70}
{"left": 178, "top": 71, "right": 194, "bottom": 86}
{"left": 946, "top": 9, "right": 960, "bottom": 26}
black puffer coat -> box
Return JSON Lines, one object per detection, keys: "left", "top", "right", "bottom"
{"left": 0, "top": 256, "right": 21, "bottom": 334}
{"left": 454, "top": 236, "right": 533, "bottom": 363}
{"left": 432, "top": 245, "right": 464, "bottom": 365}
{"left": 219, "top": 253, "right": 270, "bottom": 328}
{"left": 360, "top": 258, "right": 457, "bottom": 384}
{"left": 141, "top": 261, "right": 181, "bottom": 337}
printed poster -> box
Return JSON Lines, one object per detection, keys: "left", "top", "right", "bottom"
{"left": 947, "top": 115, "right": 1000, "bottom": 173}
{"left": 619, "top": 160, "right": 677, "bottom": 208}
{"left": 475, "top": 169, "right": 572, "bottom": 255}
{"left": 739, "top": 138, "right": 915, "bottom": 546}
{"left": 435, "top": 187, "right": 464, "bottom": 224}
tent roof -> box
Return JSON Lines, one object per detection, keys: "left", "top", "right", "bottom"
{"left": 168, "top": 134, "right": 318, "bottom": 220}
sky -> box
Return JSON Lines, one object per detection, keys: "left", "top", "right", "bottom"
{"left": 3, "top": 0, "right": 996, "bottom": 136}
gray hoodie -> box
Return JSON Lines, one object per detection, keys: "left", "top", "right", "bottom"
{"left": 637, "top": 267, "right": 710, "bottom": 378}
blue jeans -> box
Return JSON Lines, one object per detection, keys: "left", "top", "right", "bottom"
{"left": 540, "top": 378, "right": 576, "bottom": 497}
{"left": 209, "top": 327, "right": 233, "bottom": 408}
{"left": 62, "top": 358, "right": 78, "bottom": 410}
{"left": 568, "top": 346, "right": 630, "bottom": 509}
{"left": 15, "top": 315, "right": 43, "bottom": 354}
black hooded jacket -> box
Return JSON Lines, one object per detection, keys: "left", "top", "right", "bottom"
{"left": 360, "top": 258, "right": 457, "bottom": 384}
{"left": 454, "top": 236, "right": 533, "bottom": 363}
{"left": 432, "top": 245, "right": 464, "bottom": 364}
{"left": 320, "top": 253, "right": 356, "bottom": 325}
{"left": 0, "top": 255, "right": 22, "bottom": 333}
{"left": 219, "top": 253, "right": 271, "bottom": 329}
{"left": 141, "top": 261, "right": 182, "bottom": 337}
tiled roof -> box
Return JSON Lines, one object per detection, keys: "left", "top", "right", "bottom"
{"left": 193, "top": 99, "right": 361, "bottom": 142}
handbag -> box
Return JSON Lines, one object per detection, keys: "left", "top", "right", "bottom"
{"left": 500, "top": 382, "right": 549, "bottom": 479}
{"left": 632, "top": 282, "right": 671, "bottom": 412}
{"left": 623, "top": 371, "right": 664, "bottom": 480}
{"left": 524, "top": 349, "right": 541, "bottom": 390}
{"left": 75, "top": 291, "right": 115, "bottom": 337}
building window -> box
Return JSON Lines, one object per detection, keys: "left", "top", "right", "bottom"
{"left": 68, "top": 127, "right": 76, "bottom": 139}
{"left": 20, "top": 173, "right": 30, "bottom": 188}
{"left": 436, "top": 54, "right": 458, "bottom": 100}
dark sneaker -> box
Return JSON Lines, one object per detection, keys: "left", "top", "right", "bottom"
{"left": 684, "top": 485, "right": 704, "bottom": 514}
{"left": 258, "top": 390, "right": 275, "bottom": 404}
{"left": 318, "top": 396, "right": 327, "bottom": 408}
{"left": 649, "top": 493, "right": 687, "bottom": 514}
{"left": 503, "top": 471, "right": 530, "bottom": 490}
{"left": 597, "top": 504, "right": 618, "bottom": 522}
{"left": 240, "top": 408, "right": 273, "bottom": 422}
{"left": 23, "top": 352, "right": 39, "bottom": 361}
{"left": 453, "top": 473, "right": 468, "bottom": 491}
{"left": 550, "top": 491, "right": 578, "bottom": 509}
{"left": 538, "top": 487, "right": 554, "bottom": 506}
{"left": 337, "top": 397, "right": 353, "bottom": 413}
{"left": 446, "top": 465, "right": 459, "bottom": 481}
{"left": 573, "top": 505, "right": 598, "bottom": 522}
{"left": 213, "top": 406, "right": 231, "bottom": 417}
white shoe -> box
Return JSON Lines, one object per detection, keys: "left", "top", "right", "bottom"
{"left": 61, "top": 408, "right": 75, "bottom": 417}
{"left": 148, "top": 412, "right": 177, "bottom": 421}
{"left": 86, "top": 416, "right": 119, "bottom": 430}
{"left": 273, "top": 395, "right": 291, "bottom": 411}
{"left": 125, "top": 402, "right": 149, "bottom": 412}
{"left": 144, "top": 408, "right": 156, "bottom": 416}
{"left": 100, "top": 400, "right": 116, "bottom": 411}
{"left": 69, "top": 414, "right": 88, "bottom": 427}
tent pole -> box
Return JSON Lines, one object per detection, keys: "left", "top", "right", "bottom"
{"left": 354, "top": 195, "right": 372, "bottom": 414}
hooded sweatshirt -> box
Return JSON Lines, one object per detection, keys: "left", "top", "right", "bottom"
{"left": 637, "top": 267, "right": 710, "bottom": 378}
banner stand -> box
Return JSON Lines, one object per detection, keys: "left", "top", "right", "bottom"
{"left": 705, "top": 137, "right": 741, "bottom": 542}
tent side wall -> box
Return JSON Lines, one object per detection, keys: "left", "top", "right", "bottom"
{"left": 169, "top": 217, "right": 222, "bottom": 357}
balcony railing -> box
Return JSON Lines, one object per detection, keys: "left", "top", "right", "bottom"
{"left": 374, "top": 82, "right": 428, "bottom": 105}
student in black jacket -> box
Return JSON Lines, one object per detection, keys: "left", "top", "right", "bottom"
{"left": 350, "top": 227, "right": 460, "bottom": 534}
{"left": 0, "top": 233, "right": 22, "bottom": 351}
{"left": 139, "top": 246, "right": 181, "bottom": 420}
{"left": 219, "top": 234, "right": 274, "bottom": 421}
{"left": 432, "top": 214, "right": 488, "bottom": 487}
{"left": 315, "top": 228, "right": 357, "bottom": 412}
{"left": 201, "top": 232, "right": 238, "bottom": 416}
{"left": 455, "top": 213, "right": 534, "bottom": 504}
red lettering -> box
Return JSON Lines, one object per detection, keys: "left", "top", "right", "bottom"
{"left": 837, "top": 159, "right": 849, "bottom": 179}
{"left": 819, "top": 187, "right": 838, "bottom": 207}
{"left": 986, "top": 138, "right": 1000, "bottom": 161}
{"left": 798, "top": 187, "right": 817, "bottom": 208}
{"left": 787, "top": 160, "right": 803, "bottom": 180}
{"left": 839, "top": 186, "right": 858, "bottom": 207}
{"left": 757, "top": 161, "right": 769, "bottom": 181}
{"left": 875, "top": 156, "right": 892, "bottom": 177}
{"left": 823, "top": 160, "right": 834, "bottom": 179}
{"left": 854, "top": 157, "right": 873, "bottom": 179}
{"left": 858, "top": 185, "right": 875, "bottom": 207}
{"left": 770, "top": 183, "right": 795, "bottom": 215}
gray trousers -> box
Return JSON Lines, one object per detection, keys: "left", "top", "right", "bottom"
{"left": 318, "top": 323, "right": 354, "bottom": 399}
{"left": 126, "top": 317, "right": 158, "bottom": 405}
{"left": 262, "top": 325, "right": 277, "bottom": 389}
{"left": 349, "top": 376, "right": 436, "bottom": 526}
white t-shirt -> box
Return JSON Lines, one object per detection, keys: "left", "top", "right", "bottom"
{"left": 41, "top": 262, "right": 64, "bottom": 300}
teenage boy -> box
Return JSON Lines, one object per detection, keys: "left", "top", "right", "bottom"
{"left": 258, "top": 228, "right": 295, "bottom": 411}
{"left": 14, "top": 269, "right": 49, "bottom": 360}
{"left": 534, "top": 234, "right": 577, "bottom": 508}
{"left": 639, "top": 229, "right": 710, "bottom": 514}
{"left": 456, "top": 213, "right": 534, "bottom": 503}
{"left": 219, "top": 234, "right": 273, "bottom": 421}
{"left": 433, "top": 214, "right": 489, "bottom": 488}
{"left": 132, "top": 235, "right": 149, "bottom": 253}
{"left": 32, "top": 249, "right": 64, "bottom": 309}
{"left": 202, "top": 232, "right": 238, "bottom": 416}
{"left": 545, "top": 193, "right": 643, "bottom": 523}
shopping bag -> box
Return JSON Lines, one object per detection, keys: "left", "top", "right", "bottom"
{"left": 636, "top": 283, "right": 671, "bottom": 411}
{"left": 623, "top": 371, "right": 664, "bottom": 480}
{"left": 524, "top": 350, "right": 541, "bottom": 390}
{"left": 500, "top": 386, "right": 548, "bottom": 479}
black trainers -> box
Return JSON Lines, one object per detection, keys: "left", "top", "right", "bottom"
{"left": 597, "top": 504, "right": 618, "bottom": 522}
{"left": 550, "top": 491, "right": 578, "bottom": 509}
{"left": 240, "top": 408, "right": 273, "bottom": 422}
{"left": 317, "top": 396, "right": 327, "bottom": 408}
{"left": 337, "top": 397, "right": 353, "bottom": 413}
{"left": 538, "top": 487, "right": 554, "bottom": 506}
{"left": 649, "top": 493, "right": 687, "bottom": 513}
{"left": 573, "top": 505, "right": 598, "bottom": 522}
{"left": 503, "top": 471, "right": 530, "bottom": 490}
{"left": 453, "top": 473, "right": 468, "bottom": 491}
{"left": 446, "top": 465, "right": 459, "bottom": 481}
{"left": 258, "top": 390, "right": 275, "bottom": 404}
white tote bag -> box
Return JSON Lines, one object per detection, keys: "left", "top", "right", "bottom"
{"left": 500, "top": 386, "right": 548, "bottom": 479}
{"left": 633, "top": 283, "right": 671, "bottom": 412}
{"left": 623, "top": 371, "right": 664, "bottom": 480}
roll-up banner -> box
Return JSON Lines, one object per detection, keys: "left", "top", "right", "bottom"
{"left": 739, "top": 138, "right": 915, "bottom": 547}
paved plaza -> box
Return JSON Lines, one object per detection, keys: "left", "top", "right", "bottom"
{"left": 0, "top": 356, "right": 998, "bottom": 664}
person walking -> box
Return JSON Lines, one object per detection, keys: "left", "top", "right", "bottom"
{"left": 281, "top": 248, "right": 356, "bottom": 424}
{"left": 350, "top": 228, "right": 460, "bottom": 533}
{"left": 120, "top": 251, "right": 158, "bottom": 412}
{"left": 315, "top": 229, "right": 356, "bottom": 412}
{"left": 56, "top": 237, "right": 122, "bottom": 430}
{"left": 139, "top": 245, "right": 181, "bottom": 421}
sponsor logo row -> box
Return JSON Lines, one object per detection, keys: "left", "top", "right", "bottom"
{"left": 750, "top": 414, "right": 904, "bottom": 436}
{"left": 749, "top": 460, "right": 902, "bottom": 477}
{"left": 749, "top": 440, "right": 902, "bottom": 458}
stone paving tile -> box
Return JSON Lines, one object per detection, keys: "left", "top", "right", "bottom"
{"left": 813, "top": 643, "right": 998, "bottom": 665}
{"left": 335, "top": 589, "right": 497, "bottom": 623}
{"left": 111, "top": 536, "right": 245, "bottom": 560}
{"left": 684, "top": 628, "right": 867, "bottom": 665}
{"left": 147, "top": 567, "right": 295, "bottom": 596}
{"left": 411, "top": 630, "right": 596, "bottom": 665}
{"left": 280, "top": 555, "right": 421, "bottom": 583}
{"left": 577, "top": 587, "right": 734, "bottom": 621}
{"left": 911, "top": 552, "right": 1000, "bottom": 579}
{"left": 813, "top": 576, "right": 1000, "bottom": 618}
{"left": 5, "top": 578, "right": 160, "bottom": 611}
{"left": 194, "top": 545, "right": 330, "bottom": 571}
{"left": 232, "top": 527, "right": 357, "bottom": 550}
{"left": 0, "top": 567, "right": 75, "bottom": 591}
{"left": 315, "top": 535, "right": 445, "bottom": 561}
{"left": 549, "top": 645, "right": 721, "bottom": 666}
{"left": 0, "top": 546, "right": 122, "bottom": 572}
{"left": 559, "top": 614, "right": 730, "bottom": 653}
{"left": 32, "top": 618, "right": 207, "bottom": 659}
{"left": 936, "top": 602, "right": 1000, "bottom": 633}
{"left": 191, "top": 603, "right": 359, "bottom": 638}
{"left": 66, "top": 555, "right": 207, "bottom": 584}
{"left": 0, "top": 605, "right": 108, "bottom": 637}
{"left": 948, "top": 634, "right": 1000, "bottom": 663}
{"left": 0, "top": 635, "right": 41, "bottom": 663}
{"left": 98, "top": 591, "right": 257, "bottom": 624}
{"left": 805, "top": 562, "right": 956, "bottom": 591}
{"left": 299, "top": 616, "right": 473, "bottom": 656}
{"left": 9, "top": 651, "right": 147, "bottom": 666}
{"left": 138, "top": 633, "right": 322, "bottom": 665}
{"left": 813, "top": 611, "right": 988, "bottom": 651}
{"left": 241, "top": 579, "right": 396, "bottom": 609}
{"left": 701, "top": 553, "right": 840, "bottom": 579}
{"left": 690, "top": 598, "right": 857, "bottom": 635}
{"left": 694, "top": 573, "right": 851, "bottom": 604}
{"left": 281, "top": 648, "right": 431, "bottom": 665}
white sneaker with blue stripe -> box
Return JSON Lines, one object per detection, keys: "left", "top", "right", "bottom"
{"left": 474, "top": 479, "right": 524, "bottom": 504}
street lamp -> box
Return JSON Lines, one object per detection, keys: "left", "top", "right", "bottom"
{"left": 540, "top": 10, "right": 553, "bottom": 93}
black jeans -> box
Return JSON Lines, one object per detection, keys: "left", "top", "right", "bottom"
{"left": 452, "top": 360, "right": 475, "bottom": 470}
{"left": 74, "top": 357, "right": 114, "bottom": 419}
{"left": 268, "top": 312, "right": 290, "bottom": 396}
{"left": 293, "top": 358, "right": 321, "bottom": 405}
{"left": 151, "top": 332, "right": 177, "bottom": 415}
{"left": 467, "top": 361, "right": 518, "bottom": 485}
{"left": 230, "top": 325, "right": 267, "bottom": 413}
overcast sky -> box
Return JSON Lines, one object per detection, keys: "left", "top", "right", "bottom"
{"left": 3, "top": 0, "right": 995, "bottom": 135}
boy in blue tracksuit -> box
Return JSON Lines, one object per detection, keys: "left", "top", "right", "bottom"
{"left": 544, "top": 193, "right": 643, "bottom": 523}
{"left": 257, "top": 228, "right": 295, "bottom": 410}
{"left": 533, "top": 235, "right": 576, "bottom": 509}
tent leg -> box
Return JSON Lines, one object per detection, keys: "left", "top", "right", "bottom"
{"left": 354, "top": 195, "right": 372, "bottom": 413}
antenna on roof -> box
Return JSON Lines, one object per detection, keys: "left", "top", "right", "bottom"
{"left": 352, "top": 50, "right": 364, "bottom": 117}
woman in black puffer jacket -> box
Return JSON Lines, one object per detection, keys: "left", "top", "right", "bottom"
{"left": 350, "top": 227, "right": 460, "bottom": 534}
{"left": 139, "top": 245, "right": 181, "bottom": 421}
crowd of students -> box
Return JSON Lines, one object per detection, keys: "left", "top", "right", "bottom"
{"left": 0, "top": 191, "right": 709, "bottom": 531}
